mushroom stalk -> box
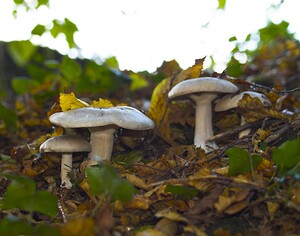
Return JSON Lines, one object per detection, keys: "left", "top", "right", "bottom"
{"left": 61, "top": 154, "right": 73, "bottom": 189}
{"left": 191, "top": 94, "right": 218, "bottom": 152}
{"left": 88, "top": 127, "right": 116, "bottom": 166}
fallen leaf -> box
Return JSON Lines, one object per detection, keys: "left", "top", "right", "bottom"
{"left": 59, "top": 92, "right": 88, "bottom": 112}
{"left": 60, "top": 218, "right": 95, "bottom": 236}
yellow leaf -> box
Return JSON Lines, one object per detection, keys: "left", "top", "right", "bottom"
{"left": 90, "top": 98, "right": 114, "bottom": 108}
{"left": 135, "top": 229, "right": 166, "bottom": 236}
{"left": 124, "top": 195, "right": 151, "bottom": 210}
{"left": 60, "top": 218, "right": 95, "bottom": 236}
{"left": 155, "top": 218, "right": 177, "bottom": 236}
{"left": 155, "top": 209, "right": 188, "bottom": 223}
{"left": 59, "top": 92, "right": 88, "bottom": 112}
{"left": 125, "top": 173, "right": 150, "bottom": 190}
{"left": 266, "top": 201, "right": 280, "bottom": 220}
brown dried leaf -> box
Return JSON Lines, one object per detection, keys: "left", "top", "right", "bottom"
{"left": 124, "top": 173, "right": 150, "bottom": 190}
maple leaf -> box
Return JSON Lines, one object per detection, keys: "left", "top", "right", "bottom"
{"left": 59, "top": 92, "right": 88, "bottom": 112}
{"left": 90, "top": 98, "right": 114, "bottom": 108}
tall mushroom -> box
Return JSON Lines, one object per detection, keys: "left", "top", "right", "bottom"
{"left": 49, "top": 106, "right": 154, "bottom": 166}
{"left": 214, "top": 91, "right": 271, "bottom": 137}
{"left": 168, "top": 77, "right": 238, "bottom": 152}
{"left": 40, "top": 135, "right": 92, "bottom": 189}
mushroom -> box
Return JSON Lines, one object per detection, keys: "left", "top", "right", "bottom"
{"left": 214, "top": 91, "right": 271, "bottom": 137}
{"left": 168, "top": 77, "right": 238, "bottom": 152}
{"left": 49, "top": 106, "right": 154, "bottom": 166}
{"left": 39, "top": 135, "right": 92, "bottom": 189}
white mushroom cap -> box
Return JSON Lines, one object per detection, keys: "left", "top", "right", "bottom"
{"left": 40, "top": 135, "right": 91, "bottom": 189}
{"left": 49, "top": 106, "right": 154, "bottom": 130}
{"left": 168, "top": 77, "right": 239, "bottom": 152}
{"left": 214, "top": 91, "right": 271, "bottom": 112}
{"left": 168, "top": 77, "right": 238, "bottom": 100}
{"left": 49, "top": 106, "right": 154, "bottom": 166}
{"left": 40, "top": 135, "right": 92, "bottom": 153}
{"left": 214, "top": 91, "right": 271, "bottom": 138}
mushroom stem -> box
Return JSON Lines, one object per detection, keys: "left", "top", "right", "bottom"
{"left": 88, "top": 127, "right": 116, "bottom": 166}
{"left": 191, "top": 94, "right": 218, "bottom": 152}
{"left": 61, "top": 153, "right": 73, "bottom": 189}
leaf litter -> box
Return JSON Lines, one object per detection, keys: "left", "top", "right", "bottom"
{"left": 1, "top": 42, "right": 300, "bottom": 235}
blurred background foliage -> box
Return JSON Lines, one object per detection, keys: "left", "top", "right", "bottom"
{"left": 0, "top": 0, "right": 299, "bottom": 140}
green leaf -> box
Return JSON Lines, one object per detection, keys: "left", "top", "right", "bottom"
{"left": 259, "top": 21, "right": 292, "bottom": 43}
{"left": 12, "top": 77, "right": 39, "bottom": 95}
{"left": 31, "top": 24, "right": 47, "bottom": 36}
{"left": 129, "top": 72, "right": 148, "bottom": 91}
{"left": 0, "top": 216, "right": 33, "bottom": 235}
{"left": 272, "top": 138, "right": 300, "bottom": 174}
{"left": 50, "top": 18, "right": 78, "bottom": 48}
{"left": 86, "top": 165, "right": 134, "bottom": 202}
{"left": 36, "top": 0, "right": 49, "bottom": 8}
{"left": 7, "top": 41, "right": 36, "bottom": 67}
{"left": 104, "top": 56, "right": 119, "bottom": 69}
{"left": 165, "top": 185, "right": 198, "bottom": 200}
{"left": 113, "top": 180, "right": 135, "bottom": 202}
{"left": 60, "top": 56, "right": 82, "bottom": 80}
{"left": 229, "top": 36, "right": 237, "bottom": 42}
{"left": 226, "top": 147, "right": 262, "bottom": 176}
{"left": 0, "top": 216, "right": 61, "bottom": 236}
{"left": 1, "top": 175, "right": 58, "bottom": 217}
{"left": 0, "top": 103, "right": 18, "bottom": 130}
{"left": 218, "top": 0, "right": 226, "bottom": 9}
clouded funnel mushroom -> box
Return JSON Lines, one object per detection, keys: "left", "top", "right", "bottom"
{"left": 49, "top": 106, "right": 154, "bottom": 166}
{"left": 168, "top": 77, "right": 238, "bottom": 152}
{"left": 214, "top": 91, "right": 271, "bottom": 138}
{"left": 40, "top": 135, "right": 92, "bottom": 189}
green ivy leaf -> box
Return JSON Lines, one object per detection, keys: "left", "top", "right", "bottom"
{"left": 31, "top": 24, "right": 47, "bottom": 36}
{"left": 226, "top": 147, "right": 262, "bottom": 176}
{"left": 50, "top": 18, "right": 78, "bottom": 48}
{"left": 272, "top": 138, "right": 300, "bottom": 174}
{"left": 165, "top": 185, "right": 198, "bottom": 200}
{"left": 86, "top": 165, "right": 134, "bottom": 202}
{"left": 1, "top": 175, "right": 58, "bottom": 217}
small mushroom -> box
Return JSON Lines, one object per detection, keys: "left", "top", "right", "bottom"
{"left": 168, "top": 77, "right": 238, "bottom": 152}
{"left": 40, "top": 135, "right": 91, "bottom": 189}
{"left": 214, "top": 91, "right": 271, "bottom": 137}
{"left": 49, "top": 106, "right": 154, "bottom": 166}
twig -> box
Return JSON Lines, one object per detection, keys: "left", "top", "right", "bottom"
{"left": 149, "top": 175, "right": 265, "bottom": 192}
{"left": 207, "top": 119, "right": 263, "bottom": 142}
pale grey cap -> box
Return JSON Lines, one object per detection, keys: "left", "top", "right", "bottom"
{"left": 49, "top": 106, "right": 155, "bottom": 130}
{"left": 168, "top": 77, "right": 239, "bottom": 100}
{"left": 40, "top": 135, "right": 92, "bottom": 153}
{"left": 214, "top": 91, "right": 271, "bottom": 112}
